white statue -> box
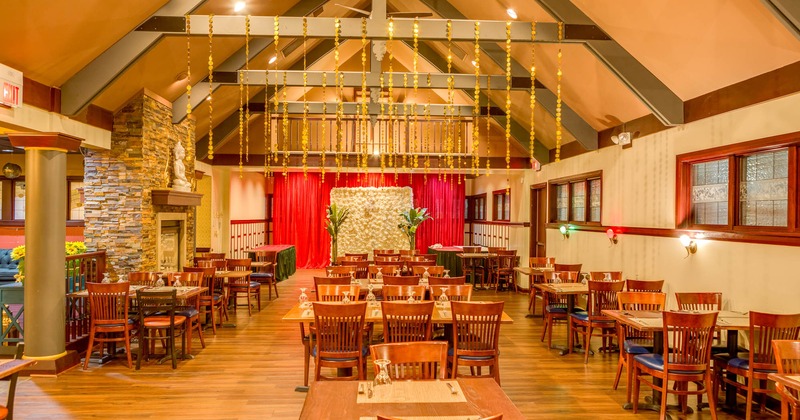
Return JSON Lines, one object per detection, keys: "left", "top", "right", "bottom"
{"left": 172, "top": 141, "right": 191, "bottom": 192}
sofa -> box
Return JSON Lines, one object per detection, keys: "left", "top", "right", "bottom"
{"left": 0, "top": 249, "right": 20, "bottom": 283}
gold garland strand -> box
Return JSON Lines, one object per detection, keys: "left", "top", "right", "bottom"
{"left": 555, "top": 21, "right": 563, "bottom": 162}
{"left": 207, "top": 15, "right": 214, "bottom": 160}
{"left": 444, "top": 20, "right": 453, "bottom": 182}
{"left": 264, "top": 54, "right": 270, "bottom": 177}
{"left": 238, "top": 20, "right": 245, "bottom": 178}
{"left": 273, "top": 17, "right": 280, "bottom": 165}
{"left": 301, "top": 17, "right": 309, "bottom": 178}
{"left": 379, "top": 74, "right": 385, "bottom": 175}
{"left": 387, "top": 17, "right": 395, "bottom": 176}
{"left": 244, "top": 15, "right": 250, "bottom": 164}
{"left": 402, "top": 73, "right": 408, "bottom": 176}
{"left": 486, "top": 76, "right": 491, "bottom": 175}
{"left": 282, "top": 72, "right": 289, "bottom": 178}
{"left": 185, "top": 15, "right": 192, "bottom": 147}
{"left": 361, "top": 17, "right": 369, "bottom": 176}
{"left": 424, "top": 74, "right": 431, "bottom": 181}
{"left": 456, "top": 107, "right": 462, "bottom": 184}
{"left": 412, "top": 18, "right": 420, "bottom": 172}
{"left": 321, "top": 73, "right": 327, "bottom": 183}
{"left": 529, "top": 22, "right": 536, "bottom": 166}
{"left": 334, "top": 18, "right": 342, "bottom": 181}
{"left": 472, "top": 21, "right": 480, "bottom": 176}
{"left": 505, "top": 21, "right": 512, "bottom": 191}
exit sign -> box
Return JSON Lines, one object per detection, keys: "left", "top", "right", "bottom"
{"left": 0, "top": 64, "right": 23, "bottom": 108}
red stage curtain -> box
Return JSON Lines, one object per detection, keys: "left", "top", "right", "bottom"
{"left": 273, "top": 172, "right": 464, "bottom": 268}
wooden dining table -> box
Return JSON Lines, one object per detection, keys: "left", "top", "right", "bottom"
{"left": 299, "top": 378, "right": 525, "bottom": 419}
{"left": 282, "top": 300, "right": 515, "bottom": 324}
{"left": 456, "top": 252, "right": 497, "bottom": 289}
{"left": 514, "top": 266, "right": 554, "bottom": 317}
{"left": 768, "top": 372, "right": 800, "bottom": 418}
{"left": 533, "top": 282, "right": 588, "bottom": 355}
{"left": 602, "top": 309, "right": 750, "bottom": 413}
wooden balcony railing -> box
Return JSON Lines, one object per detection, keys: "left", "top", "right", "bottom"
{"left": 65, "top": 251, "right": 106, "bottom": 346}
{"left": 464, "top": 221, "right": 528, "bottom": 249}
{"left": 229, "top": 219, "right": 268, "bottom": 258}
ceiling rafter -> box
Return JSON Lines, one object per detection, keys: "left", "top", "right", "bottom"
{"left": 59, "top": 0, "right": 208, "bottom": 116}
{"left": 416, "top": 0, "right": 597, "bottom": 152}
{"left": 535, "top": 0, "right": 684, "bottom": 126}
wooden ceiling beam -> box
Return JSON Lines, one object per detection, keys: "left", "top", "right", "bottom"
{"left": 759, "top": 0, "right": 800, "bottom": 41}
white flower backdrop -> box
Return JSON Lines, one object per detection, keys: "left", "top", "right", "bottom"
{"left": 330, "top": 187, "right": 413, "bottom": 258}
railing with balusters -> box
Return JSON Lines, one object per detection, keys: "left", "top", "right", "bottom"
{"left": 464, "top": 221, "right": 528, "bottom": 249}
{"left": 229, "top": 219, "right": 268, "bottom": 258}
{"left": 65, "top": 251, "right": 106, "bottom": 346}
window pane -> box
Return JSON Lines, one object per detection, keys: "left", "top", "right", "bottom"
{"left": 13, "top": 182, "right": 25, "bottom": 220}
{"left": 478, "top": 198, "right": 485, "bottom": 219}
{"left": 691, "top": 159, "right": 729, "bottom": 225}
{"left": 495, "top": 195, "right": 502, "bottom": 220}
{"left": 465, "top": 198, "right": 469, "bottom": 219}
{"left": 70, "top": 182, "right": 85, "bottom": 220}
{"left": 571, "top": 182, "right": 586, "bottom": 222}
{"left": 739, "top": 149, "right": 788, "bottom": 227}
{"left": 588, "top": 179, "right": 601, "bottom": 222}
{"left": 555, "top": 184, "right": 568, "bottom": 221}
{"left": 503, "top": 192, "right": 510, "bottom": 221}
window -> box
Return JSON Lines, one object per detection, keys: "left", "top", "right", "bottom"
{"left": 677, "top": 132, "right": 800, "bottom": 235}
{"left": 69, "top": 180, "right": 85, "bottom": 220}
{"left": 465, "top": 194, "right": 486, "bottom": 221}
{"left": 0, "top": 176, "right": 85, "bottom": 225}
{"left": 12, "top": 181, "right": 24, "bottom": 220}
{"left": 492, "top": 190, "right": 510, "bottom": 221}
{"left": 548, "top": 171, "right": 602, "bottom": 224}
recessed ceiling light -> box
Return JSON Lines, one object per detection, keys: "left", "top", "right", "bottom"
{"left": 234, "top": 1, "right": 246, "bottom": 12}
{"left": 506, "top": 8, "right": 517, "bottom": 19}
{"left": 268, "top": 55, "right": 278, "bottom": 64}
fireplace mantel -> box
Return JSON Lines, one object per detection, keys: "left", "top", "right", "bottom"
{"left": 151, "top": 189, "right": 203, "bottom": 207}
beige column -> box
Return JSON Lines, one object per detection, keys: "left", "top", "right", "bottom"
{"left": 9, "top": 133, "right": 82, "bottom": 362}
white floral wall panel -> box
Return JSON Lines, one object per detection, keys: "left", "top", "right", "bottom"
{"left": 331, "top": 187, "right": 412, "bottom": 257}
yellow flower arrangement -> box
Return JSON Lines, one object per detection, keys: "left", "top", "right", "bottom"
{"left": 11, "top": 241, "right": 86, "bottom": 283}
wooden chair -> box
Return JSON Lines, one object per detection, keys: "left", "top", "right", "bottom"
{"left": 226, "top": 258, "right": 261, "bottom": 315}
{"left": 411, "top": 265, "right": 445, "bottom": 277}
{"left": 418, "top": 254, "right": 439, "bottom": 262}
{"left": 382, "top": 285, "right": 427, "bottom": 301}
{"left": 568, "top": 280, "right": 624, "bottom": 363}
{"left": 428, "top": 276, "right": 467, "bottom": 286}
{"left": 135, "top": 289, "right": 187, "bottom": 370}
{"left": 251, "top": 250, "right": 279, "bottom": 300}
{"left": 311, "top": 301, "right": 368, "bottom": 380}
{"left": 172, "top": 271, "right": 205, "bottom": 356}
{"left": 632, "top": 311, "right": 719, "bottom": 420}
{"left": 184, "top": 266, "right": 225, "bottom": 335}
{"left": 316, "top": 284, "right": 360, "bottom": 302}
{"left": 626, "top": 279, "right": 664, "bottom": 292}
{"left": 675, "top": 292, "right": 722, "bottom": 311}
{"left": 450, "top": 301, "right": 504, "bottom": 384}
{"left": 772, "top": 340, "right": 800, "bottom": 420}
{"left": 341, "top": 260, "right": 370, "bottom": 279}
{"left": 381, "top": 301, "right": 434, "bottom": 342}
{"left": 487, "top": 246, "right": 505, "bottom": 253}
{"left": 200, "top": 252, "right": 226, "bottom": 260}
{"left": 430, "top": 284, "right": 473, "bottom": 302}
{"left": 375, "top": 256, "right": 401, "bottom": 263}
{"left": 554, "top": 263, "right": 582, "bottom": 273}
{"left": 399, "top": 249, "right": 417, "bottom": 256}
{"left": 539, "top": 271, "right": 580, "bottom": 350}
{"left": 370, "top": 341, "right": 446, "bottom": 379}
{"left": 128, "top": 271, "right": 157, "bottom": 286}
{"left": 368, "top": 265, "right": 399, "bottom": 279}
{"left": 590, "top": 271, "right": 623, "bottom": 281}
{"left": 313, "top": 276, "right": 352, "bottom": 298}
{"left": 83, "top": 282, "right": 134, "bottom": 369}
{"left": 373, "top": 249, "right": 394, "bottom": 255}
{"left": 527, "top": 257, "right": 555, "bottom": 314}
{"left": 488, "top": 250, "right": 517, "bottom": 291}
{"left": 613, "top": 292, "right": 667, "bottom": 404}
{"left": 344, "top": 253, "right": 368, "bottom": 261}
{"left": 0, "top": 344, "right": 25, "bottom": 420}
{"left": 405, "top": 260, "right": 430, "bottom": 268}
{"left": 336, "top": 256, "right": 361, "bottom": 264}
{"left": 713, "top": 312, "right": 800, "bottom": 420}
{"left": 382, "top": 275, "right": 421, "bottom": 286}
{"left": 325, "top": 265, "right": 355, "bottom": 276}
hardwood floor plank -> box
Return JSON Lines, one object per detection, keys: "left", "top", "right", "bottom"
{"left": 12, "top": 269, "right": 749, "bottom": 419}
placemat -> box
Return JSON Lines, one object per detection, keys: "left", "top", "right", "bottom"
{"left": 788, "top": 375, "right": 800, "bottom": 382}
{"left": 356, "top": 381, "right": 467, "bottom": 404}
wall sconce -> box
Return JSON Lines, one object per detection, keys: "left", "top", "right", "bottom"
{"left": 679, "top": 234, "right": 697, "bottom": 256}
{"left": 559, "top": 225, "right": 570, "bottom": 239}
{"left": 606, "top": 228, "right": 618, "bottom": 244}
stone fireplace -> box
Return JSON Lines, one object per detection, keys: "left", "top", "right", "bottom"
{"left": 156, "top": 213, "right": 186, "bottom": 272}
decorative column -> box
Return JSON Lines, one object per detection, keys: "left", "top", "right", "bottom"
{"left": 8, "top": 132, "right": 82, "bottom": 372}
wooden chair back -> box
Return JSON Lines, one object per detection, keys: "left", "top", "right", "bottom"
{"left": 336, "top": 256, "right": 361, "bottom": 264}
{"left": 0, "top": 344, "right": 24, "bottom": 419}
{"left": 428, "top": 276, "right": 467, "bottom": 286}
{"left": 662, "top": 311, "right": 718, "bottom": 373}
{"left": 87, "top": 282, "right": 131, "bottom": 326}
{"left": 210, "top": 259, "right": 228, "bottom": 270}
{"left": 128, "top": 271, "right": 157, "bottom": 286}
{"left": 461, "top": 246, "right": 481, "bottom": 253}
{"left": 382, "top": 275, "right": 421, "bottom": 286}
{"left": 253, "top": 250, "right": 277, "bottom": 275}
{"left": 375, "top": 255, "right": 401, "bottom": 262}
{"left": 368, "top": 265, "right": 400, "bottom": 278}
{"left": 529, "top": 257, "right": 555, "bottom": 268}
{"left": 773, "top": 340, "right": 800, "bottom": 374}
{"left": 382, "top": 285, "right": 427, "bottom": 301}
{"left": 675, "top": 292, "right": 722, "bottom": 311}
{"left": 370, "top": 340, "right": 446, "bottom": 378}
{"left": 399, "top": 250, "right": 417, "bottom": 256}
{"left": 184, "top": 266, "right": 217, "bottom": 296}
{"left": 380, "top": 301, "right": 434, "bottom": 342}
{"left": 316, "top": 285, "right": 360, "bottom": 302}
{"left": 430, "top": 284, "right": 473, "bottom": 302}
{"left": 542, "top": 271, "right": 579, "bottom": 308}
{"left": 747, "top": 312, "right": 800, "bottom": 372}
{"left": 626, "top": 279, "right": 664, "bottom": 292}
{"left": 373, "top": 249, "right": 394, "bottom": 255}
{"left": 200, "top": 252, "right": 226, "bottom": 260}
{"left": 554, "top": 263, "right": 582, "bottom": 273}
{"left": 451, "top": 301, "right": 504, "bottom": 358}
{"left": 586, "top": 280, "right": 625, "bottom": 318}
{"left": 325, "top": 266, "right": 354, "bottom": 276}
{"left": 411, "top": 265, "right": 445, "bottom": 276}
{"left": 312, "top": 302, "right": 367, "bottom": 377}
{"left": 405, "top": 260, "right": 430, "bottom": 268}
{"left": 344, "top": 253, "right": 368, "bottom": 261}
{"left": 341, "top": 260, "right": 370, "bottom": 279}
{"left": 617, "top": 292, "right": 666, "bottom": 312}
{"left": 226, "top": 258, "right": 251, "bottom": 271}
{"left": 590, "top": 271, "right": 622, "bottom": 281}
{"left": 179, "top": 271, "right": 203, "bottom": 287}
{"left": 487, "top": 247, "right": 505, "bottom": 253}
{"left": 314, "top": 276, "right": 351, "bottom": 298}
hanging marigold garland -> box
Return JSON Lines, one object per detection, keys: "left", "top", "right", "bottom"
{"left": 360, "top": 17, "right": 369, "bottom": 175}
{"left": 505, "top": 21, "right": 512, "bottom": 191}
{"left": 412, "top": 18, "right": 420, "bottom": 173}
{"left": 334, "top": 18, "right": 343, "bottom": 181}
{"left": 301, "top": 17, "right": 309, "bottom": 178}
{"left": 237, "top": 18, "right": 245, "bottom": 178}
{"left": 185, "top": 15, "right": 192, "bottom": 147}
{"left": 207, "top": 14, "right": 214, "bottom": 160}
{"left": 472, "top": 21, "right": 481, "bottom": 176}
{"left": 486, "top": 76, "right": 491, "bottom": 175}
{"left": 530, "top": 22, "right": 536, "bottom": 166}
{"left": 379, "top": 73, "right": 385, "bottom": 175}
{"left": 402, "top": 73, "right": 408, "bottom": 175}
{"left": 444, "top": 20, "right": 453, "bottom": 182}
{"left": 555, "top": 21, "right": 563, "bottom": 162}
{"left": 244, "top": 15, "right": 250, "bottom": 165}
{"left": 281, "top": 71, "right": 289, "bottom": 178}
{"left": 272, "top": 17, "right": 280, "bottom": 166}
{"left": 320, "top": 73, "right": 327, "bottom": 183}
{"left": 424, "top": 73, "right": 431, "bottom": 181}
{"left": 387, "top": 18, "right": 396, "bottom": 179}
{"left": 263, "top": 54, "right": 270, "bottom": 177}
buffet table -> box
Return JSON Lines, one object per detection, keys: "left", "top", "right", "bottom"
{"left": 427, "top": 246, "right": 464, "bottom": 277}
{"left": 247, "top": 244, "right": 296, "bottom": 281}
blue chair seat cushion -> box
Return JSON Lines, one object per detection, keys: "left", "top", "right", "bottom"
{"left": 311, "top": 345, "right": 369, "bottom": 361}
{"left": 545, "top": 304, "right": 568, "bottom": 314}
{"left": 568, "top": 311, "right": 589, "bottom": 321}
{"left": 726, "top": 357, "right": 776, "bottom": 373}
{"left": 633, "top": 354, "right": 705, "bottom": 374}
{"left": 176, "top": 307, "right": 199, "bottom": 318}
{"left": 623, "top": 339, "right": 653, "bottom": 355}
{"left": 250, "top": 273, "right": 273, "bottom": 279}
{"left": 250, "top": 281, "right": 261, "bottom": 288}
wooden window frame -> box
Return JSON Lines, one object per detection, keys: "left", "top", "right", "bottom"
{"left": 492, "top": 189, "right": 510, "bottom": 222}
{"left": 547, "top": 170, "right": 603, "bottom": 226}
{"left": 0, "top": 176, "right": 86, "bottom": 227}
{"left": 676, "top": 131, "right": 800, "bottom": 236}
{"left": 465, "top": 193, "right": 487, "bottom": 222}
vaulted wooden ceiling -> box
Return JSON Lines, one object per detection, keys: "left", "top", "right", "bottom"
{"left": 1, "top": 0, "right": 799, "bottom": 164}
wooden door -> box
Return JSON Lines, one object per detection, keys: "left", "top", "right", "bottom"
{"left": 529, "top": 184, "right": 547, "bottom": 257}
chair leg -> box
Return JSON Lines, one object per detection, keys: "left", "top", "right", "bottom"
{"left": 196, "top": 318, "right": 205, "bottom": 348}
{"left": 567, "top": 319, "right": 574, "bottom": 355}
{"left": 169, "top": 327, "right": 178, "bottom": 369}
{"left": 273, "top": 279, "right": 279, "bottom": 298}
{"left": 208, "top": 303, "right": 217, "bottom": 335}
{"left": 632, "top": 364, "right": 641, "bottom": 413}
{"left": 584, "top": 326, "right": 592, "bottom": 364}
{"left": 626, "top": 353, "right": 635, "bottom": 403}
{"left": 745, "top": 374, "right": 755, "bottom": 420}
{"left": 706, "top": 373, "right": 719, "bottom": 420}
{"left": 303, "top": 343, "right": 310, "bottom": 387}
{"left": 660, "top": 377, "right": 669, "bottom": 420}
{"left": 124, "top": 329, "right": 133, "bottom": 369}
{"left": 540, "top": 314, "right": 548, "bottom": 342}
{"left": 613, "top": 351, "right": 624, "bottom": 390}
{"left": 246, "top": 289, "right": 252, "bottom": 316}
{"left": 186, "top": 322, "right": 193, "bottom": 355}
{"left": 547, "top": 317, "right": 555, "bottom": 350}
{"left": 83, "top": 331, "right": 96, "bottom": 369}
{"left": 136, "top": 329, "right": 144, "bottom": 370}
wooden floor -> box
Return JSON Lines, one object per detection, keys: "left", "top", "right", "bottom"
{"left": 12, "top": 269, "right": 766, "bottom": 419}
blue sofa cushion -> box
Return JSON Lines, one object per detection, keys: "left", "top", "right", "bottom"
{"left": 0, "top": 249, "right": 20, "bottom": 282}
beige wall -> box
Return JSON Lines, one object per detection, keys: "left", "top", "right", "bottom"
{"left": 195, "top": 175, "right": 212, "bottom": 249}
{"left": 470, "top": 92, "right": 800, "bottom": 313}
{"left": 229, "top": 171, "right": 266, "bottom": 220}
